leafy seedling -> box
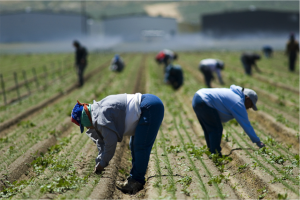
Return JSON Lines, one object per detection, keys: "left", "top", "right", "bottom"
{"left": 237, "top": 164, "right": 249, "bottom": 172}
{"left": 277, "top": 193, "right": 288, "bottom": 200}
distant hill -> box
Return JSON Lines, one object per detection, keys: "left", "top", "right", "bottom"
{"left": 0, "top": 1, "right": 298, "bottom": 25}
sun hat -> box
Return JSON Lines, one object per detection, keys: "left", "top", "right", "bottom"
{"left": 244, "top": 88, "right": 258, "bottom": 111}
{"left": 71, "top": 102, "right": 84, "bottom": 133}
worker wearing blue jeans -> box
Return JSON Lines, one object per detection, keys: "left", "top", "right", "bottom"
{"left": 71, "top": 93, "right": 164, "bottom": 194}
{"left": 192, "top": 85, "right": 265, "bottom": 155}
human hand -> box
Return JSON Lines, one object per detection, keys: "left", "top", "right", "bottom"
{"left": 256, "top": 141, "right": 265, "bottom": 148}
{"left": 94, "top": 163, "right": 105, "bottom": 174}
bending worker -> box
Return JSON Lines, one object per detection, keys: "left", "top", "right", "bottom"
{"left": 110, "top": 54, "right": 125, "bottom": 72}
{"left": 164, "top": 63, "right": 184, "bottom": 90}
{"left": 199, "top": 58, "right": 225, "bottom": 88}
{"left": 192, "top": 85, "right": 265, "bottom": 156}
{"left": 155, "top": 49, "right": 178, "bottom": 69}
{"left": 240, "top": 53, "right": 261, "bottom": 75}
{"left": 71, "top": 93, "right": 164, "bottom": 194}
{"left": 73, "top": 40, "right": 88, "bottom": 86}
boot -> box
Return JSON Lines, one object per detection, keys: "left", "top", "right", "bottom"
{"left": 120, "top": 176, "right": 143, "bottom": 195}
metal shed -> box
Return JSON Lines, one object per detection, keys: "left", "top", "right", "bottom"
{"left": 103, "top": 15, "right": 177, "bottom": 41}
{"left": 0, "top": 11, "right": 87, "bottom": 42}
{"left": 202, "top": 9, "right": 299, "bottom": 36}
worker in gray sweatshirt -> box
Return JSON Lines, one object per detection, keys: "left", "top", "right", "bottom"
{"left": 71, "top": 93, "right": 164, "bottom": 194}
{"left": 192, "top": 85, "right": 265, "bottom": 156}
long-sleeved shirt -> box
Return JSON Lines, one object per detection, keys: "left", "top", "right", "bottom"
{"left": 199, "top": 59, "right": 223, "bottom": 83}
{"left": 75, "top": 46, "right": 88, "bottom": 65}
{"left": 86, "top": 93, "right": 141, "bottom": 168}
{"left": 196, "top": 85, "right": 260, "bottom": 143}
{"left": 286, "top": 40, "right": 299, "bottom": 55}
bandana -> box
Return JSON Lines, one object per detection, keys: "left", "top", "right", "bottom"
{"left": 71, "top": 102, "right": 84, "bottom": 133}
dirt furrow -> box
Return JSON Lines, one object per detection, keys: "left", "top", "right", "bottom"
{"left": 89, "top": 54, "right": 147, "bottom": 199}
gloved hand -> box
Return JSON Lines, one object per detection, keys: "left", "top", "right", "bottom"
{"left": 94, "top": 163, "right": 105, "bottom": 174}
{"left": 256, "top": 141, "right": 265, "bottom": 148}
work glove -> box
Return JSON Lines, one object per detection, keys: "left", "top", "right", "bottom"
{"left": 94, "top": 163, "right": 105, "bottom": 174}
{"left": 256, "top": 141, "right": 265, "bottom": 148}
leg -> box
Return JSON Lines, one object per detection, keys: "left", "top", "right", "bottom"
{"left": 78, "top": 67, "right": 84, "bottom": 86}
{"left": 289, "top": 53, "right": 296, "bottom": 71}
{"left": 192, "top": 93, "right": 223, "bottom": 154}
{"left": 130, "top": 94, "right": 164, "bottom": 184}
{"left": 201, "top": 67, "right": 211, "bottom": 88}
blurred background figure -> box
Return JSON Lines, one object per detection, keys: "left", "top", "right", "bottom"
{"left": 199, "top": 58, "right": 225, "bottom": 88}
{"left": 73, "top": 40, "right": 88, "bottom": 87}
{"left": 155, "top": 49, "right": 178, "bottom": 70}
{"left": 262, "top": 45, "right": 273, "bottom": 58}
{"left": 110, "top": 54, "right": 125, "bottom": 72}
{"left": 285, "top": 33, "right": 299, "bottom": 72}
{"left": 240, "top": 53, "right": 261, "bottom": 75}
{"left": 164, "top": 63, "right": 183, "bottom": 90}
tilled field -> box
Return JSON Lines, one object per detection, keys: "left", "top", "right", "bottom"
{"left": 0, "top": 52, "right": 299, "bottom": 199}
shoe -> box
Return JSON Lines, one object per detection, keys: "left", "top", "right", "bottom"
{"left": 120, "top": 177, "right": 143, "bottom": 194}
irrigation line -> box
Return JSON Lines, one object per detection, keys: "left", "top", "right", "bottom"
{"left": 227, "top": 126, "right": 299, "bottom": 195}
{"left": 159, "top": 129, "right": 177, "bottom": 199}
{"left": 172, "top": 117, "right": 211, "bottom": 200}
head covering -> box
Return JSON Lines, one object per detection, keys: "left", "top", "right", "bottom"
{"left": 71, "top": 102, "right": 84, "bottom": 133}
{"left": 114, "top": 54, "right": 119, "bottom": 61}
{"left": 81, "top": 104, "right": 92, "bottom": 127}
{"left": 244, "top": 88, "right": 258, "bottom": 111}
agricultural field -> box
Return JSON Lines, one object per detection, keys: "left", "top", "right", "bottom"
{"left": 0, "top": 51, "right": 299, "bottom": 199}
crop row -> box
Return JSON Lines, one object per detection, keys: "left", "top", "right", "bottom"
{"left": 145, "top": 54, "right": 299, "bottom": 199}
{"left": 0, "top": 54, "right": 143, "bottom": 199}
{"left": 0, "top": 53, "right": 114, "bottom": 124}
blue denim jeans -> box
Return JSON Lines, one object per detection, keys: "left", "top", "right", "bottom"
{"left": 192, "top": 93, "right": 223, "bottom": 154}
{"left": 129, "top": 94, "right": 164, "bottom": 184}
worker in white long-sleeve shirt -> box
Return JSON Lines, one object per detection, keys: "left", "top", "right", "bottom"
{"left": 199, "top": 59, "right": 225, "bottom": 88}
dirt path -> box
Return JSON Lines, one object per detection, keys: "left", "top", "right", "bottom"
{"left": 144, "top": 2, "right": 183, "bottom": 22}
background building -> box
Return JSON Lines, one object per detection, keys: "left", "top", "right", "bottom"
{"left": 202, "top": 9, "right": 299, "bottom": 36}
{"left": 103, "top": 15, "right": 177, "bottom": 41}
{"left": 0, "top": 11, "right": 88, "bottom": 42}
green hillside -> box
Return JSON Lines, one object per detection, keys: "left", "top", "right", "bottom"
{"left": 0, "top": 1, "right": 298, "bottom": 25}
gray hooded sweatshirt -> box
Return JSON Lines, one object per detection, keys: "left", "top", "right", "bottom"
{"left": 86, "top": 94, "right": 127, "bottom": 168}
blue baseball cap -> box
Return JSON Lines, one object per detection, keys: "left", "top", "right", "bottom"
{"left": 71, "top": 102, "right": 84, "bottom": 133}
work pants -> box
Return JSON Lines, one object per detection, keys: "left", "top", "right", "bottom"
{"left": 289, "top": 53, "right": 297, "bottom": 71}
{"left": 77, "top": 63, "right": 86, "bottom": 86}
{"left": 192, "top": 93, "right": 223, "bottom": 155}
{"left": 200, "top": 65, "right": 213, "bottom": 88}
{"left": 129, "top": 94, "right": 164, "bottom": 185}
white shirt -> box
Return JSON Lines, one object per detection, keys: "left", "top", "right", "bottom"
{"left": 124, "top": 93, "right": 142, "bottom": 136}
{"left": 199, "top": 59, "right": 222, "bottom": 81}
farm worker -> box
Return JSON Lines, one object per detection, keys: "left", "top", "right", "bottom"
{"left": 71, "top": 93, "right": 164, "bottom": 194}
{"left": 240, "top": 53, "right": 261, "bottom": 75}
{"left": 73, "top": 40, "right": 88, "bottom": 87}
{"left": 110, "top": 54, "right": 125, "bottom": 72}
{"left": 192, "top": 85, "right": 265, "bottom": 156}
{"left": 199, "top": 58, "right": 225, "bottom": 88}
{"left": 285, "top": 33, "right": 299, "bottom": 71}
{"left": 164, "top": 64, "right": 184, "bottom": 90}
{"left": 262, "top": 45, "right": 273, "bottom": 58}
{"left": 155, "top": 49, "right": 178, "bottom": 69}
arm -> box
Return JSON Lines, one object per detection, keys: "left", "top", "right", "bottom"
{"left": 230, "top": 102, "right": 260, "bottom": 143}
{"left": 94, "top": 126, "right": 118, "bottom": 168}
{"left": 253, "top": 62, "right": 261, "bottom": 73}
{"left": 164, "top": 66, "right": 171, "bottom": 84}
{"left": 215, "top": 68, "right": 224, "bottom": 85}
